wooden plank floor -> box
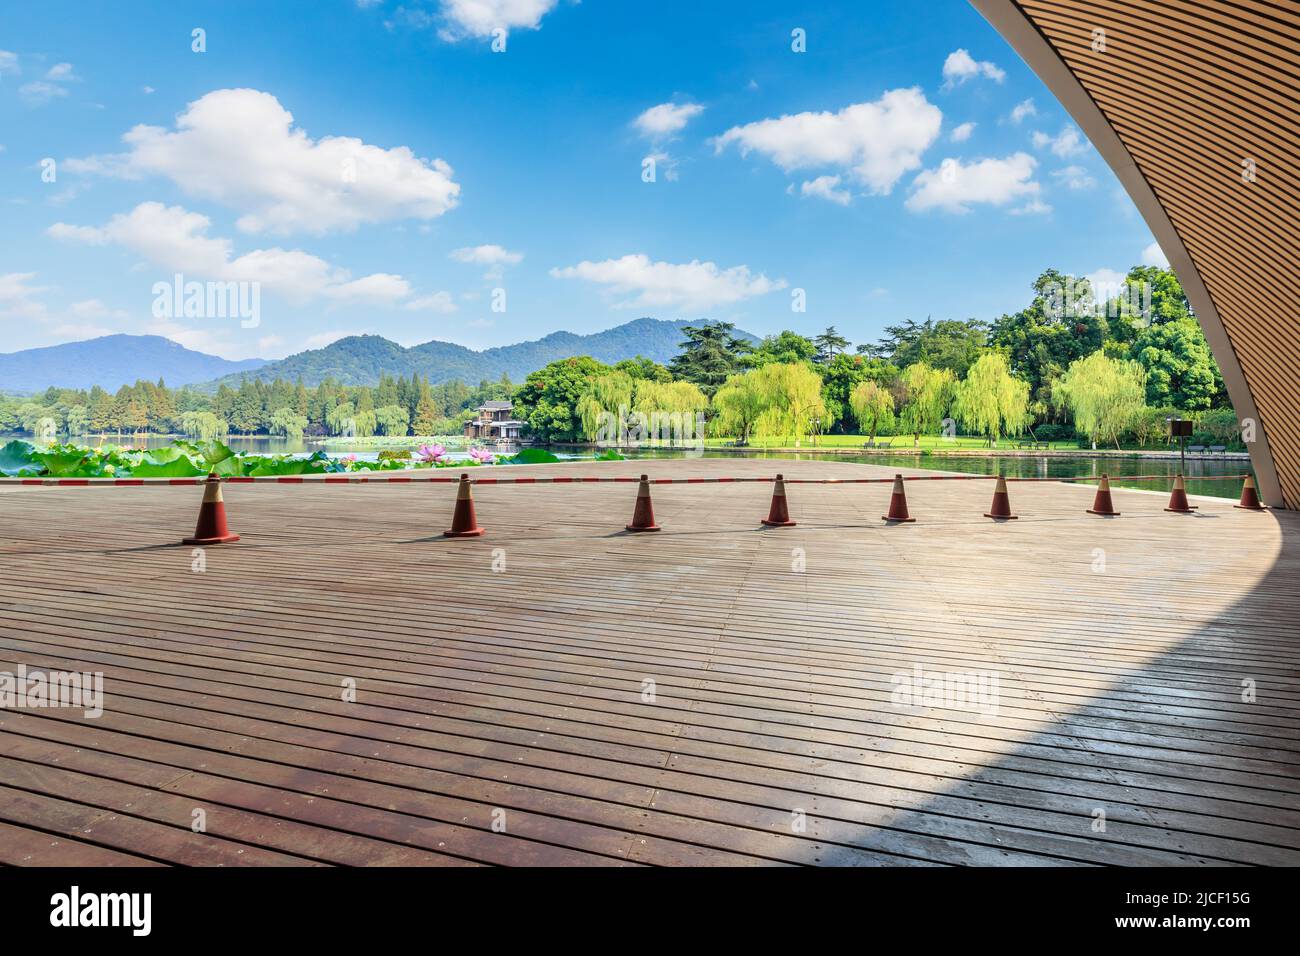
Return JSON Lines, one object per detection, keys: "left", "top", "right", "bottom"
{"left": 1, "top": 458, "right": 1298, "bottom": 866}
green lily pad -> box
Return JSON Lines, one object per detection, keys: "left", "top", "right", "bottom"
{"left": 0, "top": 440, "right": 40, "bottom": 477}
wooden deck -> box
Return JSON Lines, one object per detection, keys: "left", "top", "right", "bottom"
{"left": 1, "top": 458, "right": 1298, "bottom": 866}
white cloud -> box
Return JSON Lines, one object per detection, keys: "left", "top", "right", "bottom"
{"left": 19, "top": 81, "right": 69, "bottom": 106}
{"left": 12, "top": 59, "right": 78, "bottom": 106}
{"left": 450, "top": 243, "right": 523, "bottom": 280}
{"left": 450, "top": 244, "right": 523, "bottom": 266}
{"left": 0, "top": 272, "right": 48, "bottom": 317}
{"left": 550, "top": 254, "right": 787, "bottom": 311}
{"left": 798, "top": 175, "right": 852, "bottom": 205}
{"left": 323, "top": 273, "right": 412, "bottom": 306}
{"left": 906, "top": 153, "right": 1042, "bottom": 214}
{"left": 713, "top": 88, "right": 943, "bottom": 195}
{"left": 404, "top": 291, "right": 458, "bottom": 313}
{"left": 1009, "top": 98, "right": 1037, "bottom": 124}
{"left": 1052, "top": 164, "right": 1096, "bottom": 190}
{"left": 633, "top": 102, "right": 704, "bottom": 138}
{"left": 1009, "top": 198, "right": 1052, "bottom": 216}
{"left": 1142, "top": 241, "right": 1170, "bottom": 268}
{"left": 1032, "top": 125, "right": 1088, "bottom": 158}
{"left": 949, "top": 121, "right": 976, "bottom": 143}
{"left": 434, "top": 0, "right": 559, "bottom": 40}
{"left": 1086, "top": 267, "right": 1127, "bottom": 300}
{"left": 67, "top": 88, "right": 460, "bottom": 235}
{"left": 142, "top": 85, "right": 155, "bottom": 94}
{"left": 47, "top": 201, "right": 433, "bottom": 307}
{"left": 643, "top": 150, "right": 682, "bottom": 182}
{"left": 941, "top": 49, "right": 1005, "bottom": 89}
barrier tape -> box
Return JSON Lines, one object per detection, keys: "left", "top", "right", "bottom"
{"left": 0, "top": 472, "right": 1252, "bottom": 488}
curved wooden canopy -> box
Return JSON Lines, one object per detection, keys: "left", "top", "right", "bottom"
{"left": 972, "top": 0, "right": 1299, "bottom": 508}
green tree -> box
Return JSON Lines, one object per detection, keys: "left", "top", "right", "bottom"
{"left": 849, "top": 380, "right": 895, "bottom": 441}
{"left": 269, "top": 407, "right": 309, "bottom": 440}
{"left": 1130, "top": 317, "right": 1222, "bottom": 410}
{"left": 952, "top": 352, "right": 1030, "bottom": 446}
{"left": 374, "top": 404, "right": 410, "bottom": 436}
{"left": 512, "top": 356, "right": 612, "bottom": 442}
{"left": 819, "top": 353, "right": 897, "bottom": 432}
{"left": 868, "top": 317, "right": 988, "bottom": 375}
{"left": 897, "top": 362, "right": 956, "bottom": 446}
{"left": 742, "top": 331, "right": 818, "bottom": 368}
{"left": 813, "top": 326, "right": 851, "bottom": 363}
{"left": 751, "top": 362, "right": 827, "bottom": 445}
{"left": 668, "top": 321, "right": 751, "bottom": 395}
{"left": 711, "top": 372, "right": 767, "bottom": 445}
{"left": 1056, "top": 350, "right": 1147, "bottom": 449}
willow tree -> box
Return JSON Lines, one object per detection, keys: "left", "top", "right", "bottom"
{"left": 711, "top": 371, "right": 766, "bottom": 445}
{"left": 577, "top": 371, "right": 635, "bottom": 442}
{"left": 1056, "top": 350, "right": 1147, "bottom": 449}
{"left": 897, "top": 362, "right": 956, "bottom": 446}
{"left": 751, "top": 362, "right": 827, "bottom": 445}
{"left": 633, "top": 379, "right": 709, "bottom": 445}
{"left": 951, "top": 352, "right": 1030, "bottom": 446}
{"left": 849, "top": 380, "right": 895, "bottom": 441}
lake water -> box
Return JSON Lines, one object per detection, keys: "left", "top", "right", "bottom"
{"left": 10, "top": 434, "right": 1253, "bottom": 499}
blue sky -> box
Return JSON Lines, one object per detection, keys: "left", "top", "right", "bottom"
{"left": 0, "top": 0, "right": 1168, "bottom": 361}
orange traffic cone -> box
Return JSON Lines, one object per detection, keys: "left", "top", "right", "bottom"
{"left": 444, "top": 473, "right": 485, "bottom": 537}
{"left": 1086, "top": 474, "right": 1120, "bottom": 516}
{"left": 761, "top": 474, "right": 796, "bottom": 527}
{"left": 1164, "top": 474, "right": 1196, "bottom": 513}
{"left": 626, "top": 474, "right": 661, "bottom": 532}
{"left": 183, "top": 473, "right": 240, "bottom": 545}
{"left": 984, "top": 475, "right": 1017, "bottom": 519}
{"left": 882, "top": 474, "right": 915, "bottom": 523}
{"left": 1235, "top": 475, "right": 1265, "bottom": 511}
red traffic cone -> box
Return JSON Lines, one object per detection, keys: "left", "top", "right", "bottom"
{"left": 444, "top": 473, "right": 485, "bottom": 537}
{"left": 882, "top": 474, "right": 915, "bottom": 523}
{"left": 984, "top": 475, "right": 1018, "bottom": 519}
{"left": 1235, "top": 474, "right": 1265, "bottom": 511}
{"left": 183, "top": 474, "right": 240, "bottom": 545}
{"left": 626, "top": 474, "right": 661, "bottom": 532}
{"left": 1164, "top": 474, "right": 1197, "bottom": 513}
{"left": 761, "top": 473, "right": 796, "bottom": 527}
{"left": 1086, "top": 474, "right": 1120, "bottom": 516}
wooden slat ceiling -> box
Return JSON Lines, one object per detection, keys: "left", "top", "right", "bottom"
{"left": 1015, "top": 0, "right": 1300, "bottom": 507}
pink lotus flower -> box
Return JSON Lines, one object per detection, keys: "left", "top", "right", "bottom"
{"left": 414, "top": 443, "right": 447, "bottom": 462}
{"left": 340, "top": 454, "right": 358, "bottom": 463}
{"left": 468, "top": 446, "right": 494, "bottom": 463}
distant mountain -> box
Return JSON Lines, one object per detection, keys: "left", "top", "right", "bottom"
{"left": 205, "top": 318, "right": 755, "bottom": 388}
{"left": 0, "top": 335, "right": 267, "bottom": 393}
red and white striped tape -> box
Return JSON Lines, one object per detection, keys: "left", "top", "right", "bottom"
{"left": 0, "top": 471, "right": 1250, "bottom": 488}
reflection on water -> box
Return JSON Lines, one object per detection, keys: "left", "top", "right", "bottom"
{"left": 14, "top": 434, "right": 1252, "bottom": 500}
{"left": 618, "top": 447, "right": 1254, "bottom": 500}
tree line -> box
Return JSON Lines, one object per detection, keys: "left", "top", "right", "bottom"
{"left": 0, "top": 373, "right": 514, "bottom": 442}
{"left": 511, "top": 266, "right": 1241, "bottom": 449}
{"left": 2, "top": 265, "right": 1243, "bottom": 450}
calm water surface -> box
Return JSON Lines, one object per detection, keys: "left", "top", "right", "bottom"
{"left": 20, "top": 435, "right": 1252, "bottom": 499}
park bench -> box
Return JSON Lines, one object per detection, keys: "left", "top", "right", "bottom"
{"left": 1187, "top": 444, "right": 1206, "bottom": 453}
{"left": 1209, "top": 444, "right": 1227, "bottom": 454}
